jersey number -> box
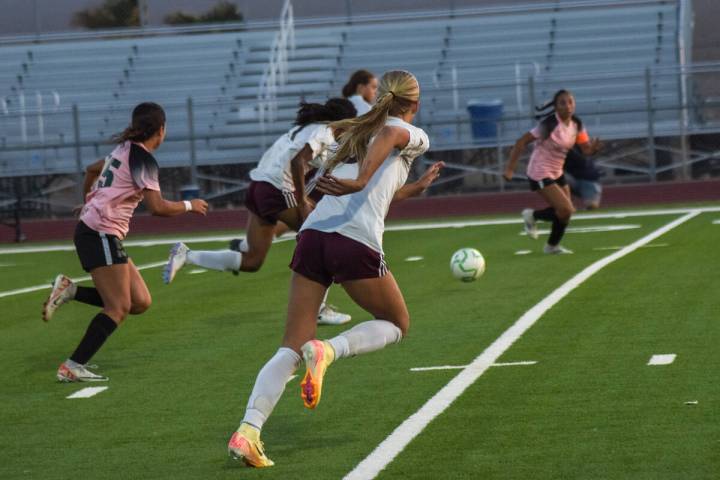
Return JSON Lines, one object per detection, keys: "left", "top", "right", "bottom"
{"left": 98, "top": 158, "right": 122, "bottom": 188}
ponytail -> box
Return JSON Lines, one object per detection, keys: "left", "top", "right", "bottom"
{"left": 111, "top": 102, "right": 166, "bottom": 144}
{"left": 290, "top": 98, "right": 357, "bottom": 140}
{"left": 327, "top": 70, "right": 419, "bottom": 172}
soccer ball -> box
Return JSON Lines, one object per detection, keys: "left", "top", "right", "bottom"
{"left": 450, "top": 248, "right": 486, "bottom": 282}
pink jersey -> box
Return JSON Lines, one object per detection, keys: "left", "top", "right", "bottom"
{"left": 526, "top": 114, "right": 589, "bottom": 181}
{"left": 80, "top": 141, "right": 160, "bottom": 239}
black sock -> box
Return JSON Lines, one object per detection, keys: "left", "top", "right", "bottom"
{"left": 74, "top": 286, "right": 104, "bottom": 307}
{"left": 69, "top": 313, "right": 117, "bottom": 365}
{"left": 548, "top": 218, "right": 569, "bottom": 246}
{"left": 533, "top": 207, "right": 557, "bottom": 222}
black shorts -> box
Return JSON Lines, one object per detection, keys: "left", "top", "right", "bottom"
{"left": 528, "top": 174, "right": 567, "bottom": 191}
{"left": 74, "top": 221, "right": 129, "bottom": 272}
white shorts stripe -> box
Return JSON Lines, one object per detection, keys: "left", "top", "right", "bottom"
{"left": 283, "top": 190, "right": 297, "bottom": 209}
{"left": 99, "top": 233, "right": 112, "bottom": 266}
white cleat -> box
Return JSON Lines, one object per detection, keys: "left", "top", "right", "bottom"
{"left": 42, "top": 274, "right": 76, "bottom": 322}
{"left": 544, "top": 244, "right": 574, "bottom": 255}
{"left": 57, "top": 360, "right": 108, "bottom": 382}
{"left": 163, "top": 242, "right": 189, "bottom": 284}
{"left": 522, "top": 209, "right": 539, "bottom": 240}
{"left": 317, "top": 304, "right": 352, "bottom": 325}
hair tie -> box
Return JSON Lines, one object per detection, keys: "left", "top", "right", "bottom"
{"left": 388, "top": 91, "right": 396, "bottom": 98}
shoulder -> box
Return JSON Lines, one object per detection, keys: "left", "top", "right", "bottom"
{"left": 129, "top": 143, "right": 159, "bottom": 182}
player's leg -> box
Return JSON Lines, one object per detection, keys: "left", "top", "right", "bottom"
{"left": 42, "top": 274, "right": 105, "bottom": 322}
{"left": 229, "top": 272, "right": 326, "bottom": 467}
{"left": 128, "top": 259, "right": 151, "bottom": 314}
{"left": 537, "top": 183, "right": 575, "bottom": 253}
{"left": 58, "top": 263, "right": 131, "bottom": 382}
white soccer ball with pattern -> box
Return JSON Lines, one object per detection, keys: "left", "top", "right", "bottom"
{"left": 450, "top": 248, "right": 485, "bottom": 282}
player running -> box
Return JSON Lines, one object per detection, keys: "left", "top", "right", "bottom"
{"left": 226, "top": 70, "right": 442, "bottom": 467}
{"left": 42, "top": 102, "right": 208, "bottom": 382}
{"left": 503, "top": 89, "right": 601, "bottom": 254}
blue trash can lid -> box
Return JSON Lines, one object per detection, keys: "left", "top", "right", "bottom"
{"left": 467, "top": 99, "right": 503, "bottom": 107}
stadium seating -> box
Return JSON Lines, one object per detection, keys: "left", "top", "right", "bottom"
{"left": 0, "top": 0, "right": 683, "bottom": 176}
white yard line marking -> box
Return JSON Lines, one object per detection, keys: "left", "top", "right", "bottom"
{"left": 404, "top": 256, "right": 424, "bottom": 262}
{"left": 520, "top": 224, "right": 641, "bottom": 236}
{"left": 3, "top": 206, "right": 719, "bottom": 256}
{"left": 0, "top": 261, "right": 166, "bottom": 299}
{"left": 594, "top": 243, "right": 670, "bottom": 252}
{"left": 712, "top": 220, "right": 720, "bottom": 224}
{"left": 514, "top": 250, "right": 532, "bottom": 255}
{"left": 286, "top": 374, "right": 298, "bottom": 384}
{"left": 648, "top": 354, "right": 677, "bottom": 365}
{"left": 492, "top": 361, "right": 538, "bottom": 367}
{"left": 66, "top": 386, "right": 108, "bottom": 399}
{"left": 188, "top": 269, "right": 208, "bottom": 274}
{"left": 344, "top": 210, "right": 700, "bottom": 480}
{"left": 410, "top": 361, "right": 537, "bottom": 372}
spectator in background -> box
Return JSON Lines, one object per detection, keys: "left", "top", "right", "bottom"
{"left": 564, "top": 145, "right": 602, "bottom": 210}
{"left": 342, "top": 69, "right": 378, "bottom": 115}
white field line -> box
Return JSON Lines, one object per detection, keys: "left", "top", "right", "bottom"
{"left": 0, "top": 236, "right": 298, "bottom": 299}
{"left": 520, "top": 224, "right": 641, "bottom": 236}
{"left": 648, "top": 354, "right": 677, "bottom": 365}
{"left": 594, "top": 242, "right": 670, "bottom": 252}
{"left": 66, "top": 386, "right": 108, "bottom": 399}
{"left": 0, "top": 261, "right": 166, "bottom": 299}
{"left": 2, "top": 206, "right": 719, "bottom": 256}
{"left": 344, "top": 210, "right": 700, "bottom": 480}
{"left": 713, "top": 220, "right": 720, "bottom": 224}
{"left": 410, "top": 361, "right": 537, "bottom": 372}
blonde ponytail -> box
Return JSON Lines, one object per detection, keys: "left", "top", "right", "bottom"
{"left": 326, "top": 70, "right": 420, "bottom": 172}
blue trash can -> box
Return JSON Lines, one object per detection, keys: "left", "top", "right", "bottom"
{"left": 467, "top": 100, "right": 503, "bottom": 141}
{"left": 180, "top": 184, "right": 200, "bottom": 200}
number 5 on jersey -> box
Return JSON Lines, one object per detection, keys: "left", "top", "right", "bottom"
{"left": 98, "top": 157, "right": 122, "bottom": 188}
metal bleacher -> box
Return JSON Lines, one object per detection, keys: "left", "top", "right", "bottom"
{"left": 0, "top": 0, "right": 687, "bottom": 178}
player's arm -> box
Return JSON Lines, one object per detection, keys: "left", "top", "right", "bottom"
{"left": 393, "top": 161, "right": 445, "bottom": 202}
{"left": 83, "top": 159, "right": 105, "bottom": 197}
{"left": 143, "top": 190, "right": 208, "bottom": 217}
{"left": 504, "top": 131, "right": 535, "bottom": 181}
{"left": 316, "top": 126, "right": 409, "bottom": 196}
{"left": 290, "top": 144, "right": 313, "bottom": 204}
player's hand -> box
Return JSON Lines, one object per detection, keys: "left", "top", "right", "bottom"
{"left": 416, "top": 161, "right": 445, "bottom": 189}
{"left": 189, "top": 198, "right": 208, "bottom": 215}
{"left": 315, "top": 174, "right": 364, "bottom": 196}
{"left": 298, "top": 198, "right": 315, "bottom": 220}
{"left": 503, "top": 167, "right": 514, "bottom": 182}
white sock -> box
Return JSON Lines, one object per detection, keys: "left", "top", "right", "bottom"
{"left": 328, "top": 320, "right": 403, "bottom": 359}
{"left": 241, "top": 347, "right": 300, "bottom": 430}
{"left": 319, "top": 289, "right": 330, "bottom": 311}
{"left": 186, "top": 249, "right": 241, "bottom": 272}
{"left": 238, "top": 239, "right": 250, "bottom": 253}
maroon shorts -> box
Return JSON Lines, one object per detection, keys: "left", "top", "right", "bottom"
{"left": 290, "top": 229, "right": 388, "bottom": 287}
{"left": 245, "top": 181, "right": 297, "bottom": 224}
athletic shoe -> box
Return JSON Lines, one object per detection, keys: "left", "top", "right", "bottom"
{"left": 227, "top": 423, "right": 274, "bottom": 468}
{"left": 300, "top": 340, "right": 335, "bottom": 409}
{"left": 522, "top": 208, "right": 539, "bottom": 240}
{"left": 56, "top": 360, "right": 108, "bottom": 382}
{"left": 163, "top": 242, "right": 188, "bottom": 284}
{"left": 317, "top": 304, "right": 352, "bottom": 325}
{"left": 543, "top": 244, "right": 574, "bottom": 255}
{"left": 42, "top": 274, "right": 76, "bottom": 322}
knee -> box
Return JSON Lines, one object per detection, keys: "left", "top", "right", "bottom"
{"left": 105, "top": 302, "right": 131, "bottom": 323}
{"left": 556, "top": 206, "right": 575, "bottom": 222}
{"left": 130, "top": 294, "right": 152, "bottom": 315}
{"left": 240, "top": 254, "right": 264, "bottom": 272}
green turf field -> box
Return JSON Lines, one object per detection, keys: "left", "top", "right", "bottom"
{"left": 1, "top": 206, "right": 718, "bottom": 479}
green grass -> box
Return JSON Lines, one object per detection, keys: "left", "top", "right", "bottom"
{"left": 1, "top": 207, "right": 719, "bottom": 479}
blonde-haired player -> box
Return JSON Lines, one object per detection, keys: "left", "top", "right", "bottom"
{"left": 227, "top": 70, "right": 442, "bottom": 467}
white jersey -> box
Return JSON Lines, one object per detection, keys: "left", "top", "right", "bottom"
{"left": 249, "top": 123, "right": 335, "bottom": 192}
{"left": 348, "top": 94, "right": 372, "bottom": 116}
{"left": 301, "top": 116, "right": 429, "bottom": 254}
